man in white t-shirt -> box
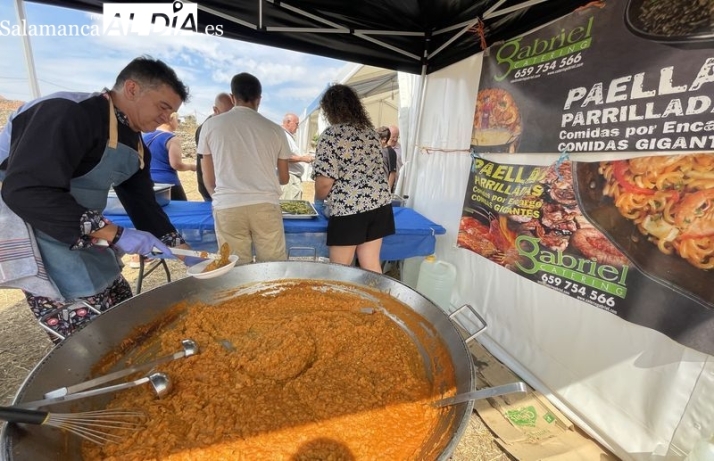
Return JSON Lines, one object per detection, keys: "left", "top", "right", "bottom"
{"left": 198, "top": 73, "right": 291, "bottom": 264}
{"left": 279, "top": 112, "right": 313, "bottom": 200}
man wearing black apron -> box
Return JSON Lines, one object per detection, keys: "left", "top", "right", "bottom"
{"left": 0, "top": 56, "right": 199, "bottom": 343}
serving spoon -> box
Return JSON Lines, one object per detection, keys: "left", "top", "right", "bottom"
{"left": 15, "top": 373, "right": 172, "bottom": 409}
{"left": 42, "top": 339, "right": 198, "bottom": 399}
{"left": 95, "top": 240, "right": 220, "bottom": 260}
{"left": 152, "top": 247, "right": 221, "bottom": 260}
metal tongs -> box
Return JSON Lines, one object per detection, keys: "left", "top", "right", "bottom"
{"left": 15, "top": 339, "right": 198, "bottom": 409}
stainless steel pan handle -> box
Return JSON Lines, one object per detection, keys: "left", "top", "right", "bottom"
{"left": 448, "top": 304, "right": 487, "bottom": 343}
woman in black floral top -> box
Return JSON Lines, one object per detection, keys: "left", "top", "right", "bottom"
{"left": 313, "top": 84, "right": 395, "bottom": 272}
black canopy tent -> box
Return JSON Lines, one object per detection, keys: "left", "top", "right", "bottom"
{"left": 30, "top": 0, "right": 594, "bottom": 75}
{"left": 19, "top": 0, "right": 595, "bottom": 194}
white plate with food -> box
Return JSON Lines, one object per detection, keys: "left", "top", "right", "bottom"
{"left": 186, "top": 243, "right": 237, "bottom": 279}
{"left": 187, "top": 255, "right": 239, "bottom": 279}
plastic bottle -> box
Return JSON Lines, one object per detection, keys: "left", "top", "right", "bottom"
{"left": 416, "top": 255, "right": 457, "bottom": 312}
{"left": 685, "top": 435, "right": 714, "bottom": 461}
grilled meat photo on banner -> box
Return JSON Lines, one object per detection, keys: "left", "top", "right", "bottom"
{"left": 459, "top": 152, "right": 714, "bottom": 354}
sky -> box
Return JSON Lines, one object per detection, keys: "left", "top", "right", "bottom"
{"left": 0, "top": 2, "right": 351, "bottom": 124}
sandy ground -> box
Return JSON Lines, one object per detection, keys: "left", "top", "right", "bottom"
{"left": 0, "top": 169, "right": 510, "bottom": 460}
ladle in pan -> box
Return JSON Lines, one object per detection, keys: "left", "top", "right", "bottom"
{"left": 41, "top": 339, "right": 198, "bottom": 399}
{"left": 14, "top": 373, "right": 172, "bottom": 409}
{"left": 431, "top": 381, "right": 527, "bottom": 407}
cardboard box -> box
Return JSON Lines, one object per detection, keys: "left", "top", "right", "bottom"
{"left": 468, "top": 341, "right": 617, "bottom": 461}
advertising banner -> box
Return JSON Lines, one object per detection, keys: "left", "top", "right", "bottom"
{"left": 461, "top": 1, "right": 714, "bottom": 353}
{"left": 470, "top": 1, "right": 714, "bottom": 155}
{"left": 459, "top": 153, "right": 714, "bottom": 353}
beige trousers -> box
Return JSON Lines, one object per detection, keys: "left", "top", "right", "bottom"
{"left": 213, "top": 203, "right": 287, "bottom": 265}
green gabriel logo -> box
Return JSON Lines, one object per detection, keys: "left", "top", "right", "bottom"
{"left": 493, "top": 15, "right": 595, "bottom": 82}
{"left": 506, "top": 406, "right": 538, "bottom": 427}
{"left": 515, "top": 235, "right": 628, "bottom": 302}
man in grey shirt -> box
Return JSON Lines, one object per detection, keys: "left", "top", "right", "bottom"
{"left": 280, "top": 112, "right": 314, "bottom": 200}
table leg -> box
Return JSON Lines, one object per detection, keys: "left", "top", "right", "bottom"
{"left": 135, "top": 256, "right": 172, "bottom": 294}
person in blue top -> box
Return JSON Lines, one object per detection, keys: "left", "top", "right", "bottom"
{"left": 142, "top": 112, "right": 196, "bottom": 201}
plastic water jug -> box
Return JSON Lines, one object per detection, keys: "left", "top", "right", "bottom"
{"left": 686, "top": 436, "right": 714, "bottom": 461}
{"left": 416, "top": 255, "right": 457, "bottom": 311}
{"left": 401, "top": 257, "right": 423, "bottom": 289}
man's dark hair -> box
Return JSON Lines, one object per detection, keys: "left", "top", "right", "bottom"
{"left": 231, "top": 73, "right": 262, "bottom": 103}
{"left": 113, "top": 55, "right": 189, "bottom": 102}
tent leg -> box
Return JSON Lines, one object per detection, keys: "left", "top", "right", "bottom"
{"left": 14, "top": 0, "right": 41, "bottom": 98}
{"left": 401, "top": 63, "right": 429, "bottom": 206}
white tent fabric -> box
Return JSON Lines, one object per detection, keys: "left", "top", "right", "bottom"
{"left": 394, "top": 69, "right": 425, "bottom": 197}
{"left": 346, "top": 66, "right": 399, "bottom": 128}
{"left": 401, "top": 55, "right": 714, "bottom": 460}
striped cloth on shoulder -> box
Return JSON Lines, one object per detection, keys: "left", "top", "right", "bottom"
{"left": 0, "top": 188, "right": 63, "bottom": 300}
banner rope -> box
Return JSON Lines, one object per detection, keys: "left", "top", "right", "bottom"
{"left": 470, "top": 18, "right": 488, "bottom": 50}
{"left": 420, "top": 147, "right": 471, "bottom": 154}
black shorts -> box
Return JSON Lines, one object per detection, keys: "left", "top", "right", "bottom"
{"left": 326, "top": 204, "right": 395, "bottom": 246}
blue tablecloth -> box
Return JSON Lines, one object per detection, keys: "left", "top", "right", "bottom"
{"left": 105, "top": 201, "right": 446, "bottom": 260}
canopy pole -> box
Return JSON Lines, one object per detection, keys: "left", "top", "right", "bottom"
{"left": 14, "top": 0, "right": 41, "bottom": 98}
{"left": 484, "top": 0, "right": 549, "bottom": 20}
{"left": 266, "top": 0, "right": 421, "bottom": 63}
{"left": 401, "top": 62, "right": 428, "bottom": 204}
{"left": 428, "top": 18, "right": 479, "bottom": 61}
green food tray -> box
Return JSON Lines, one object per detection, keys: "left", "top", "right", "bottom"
{"left": 280, "top": 200, "right": 319, "bottom": 219}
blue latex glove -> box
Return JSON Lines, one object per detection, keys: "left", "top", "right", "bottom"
{"left": 114, "top": 228, "right": 175, "bottom": 258}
